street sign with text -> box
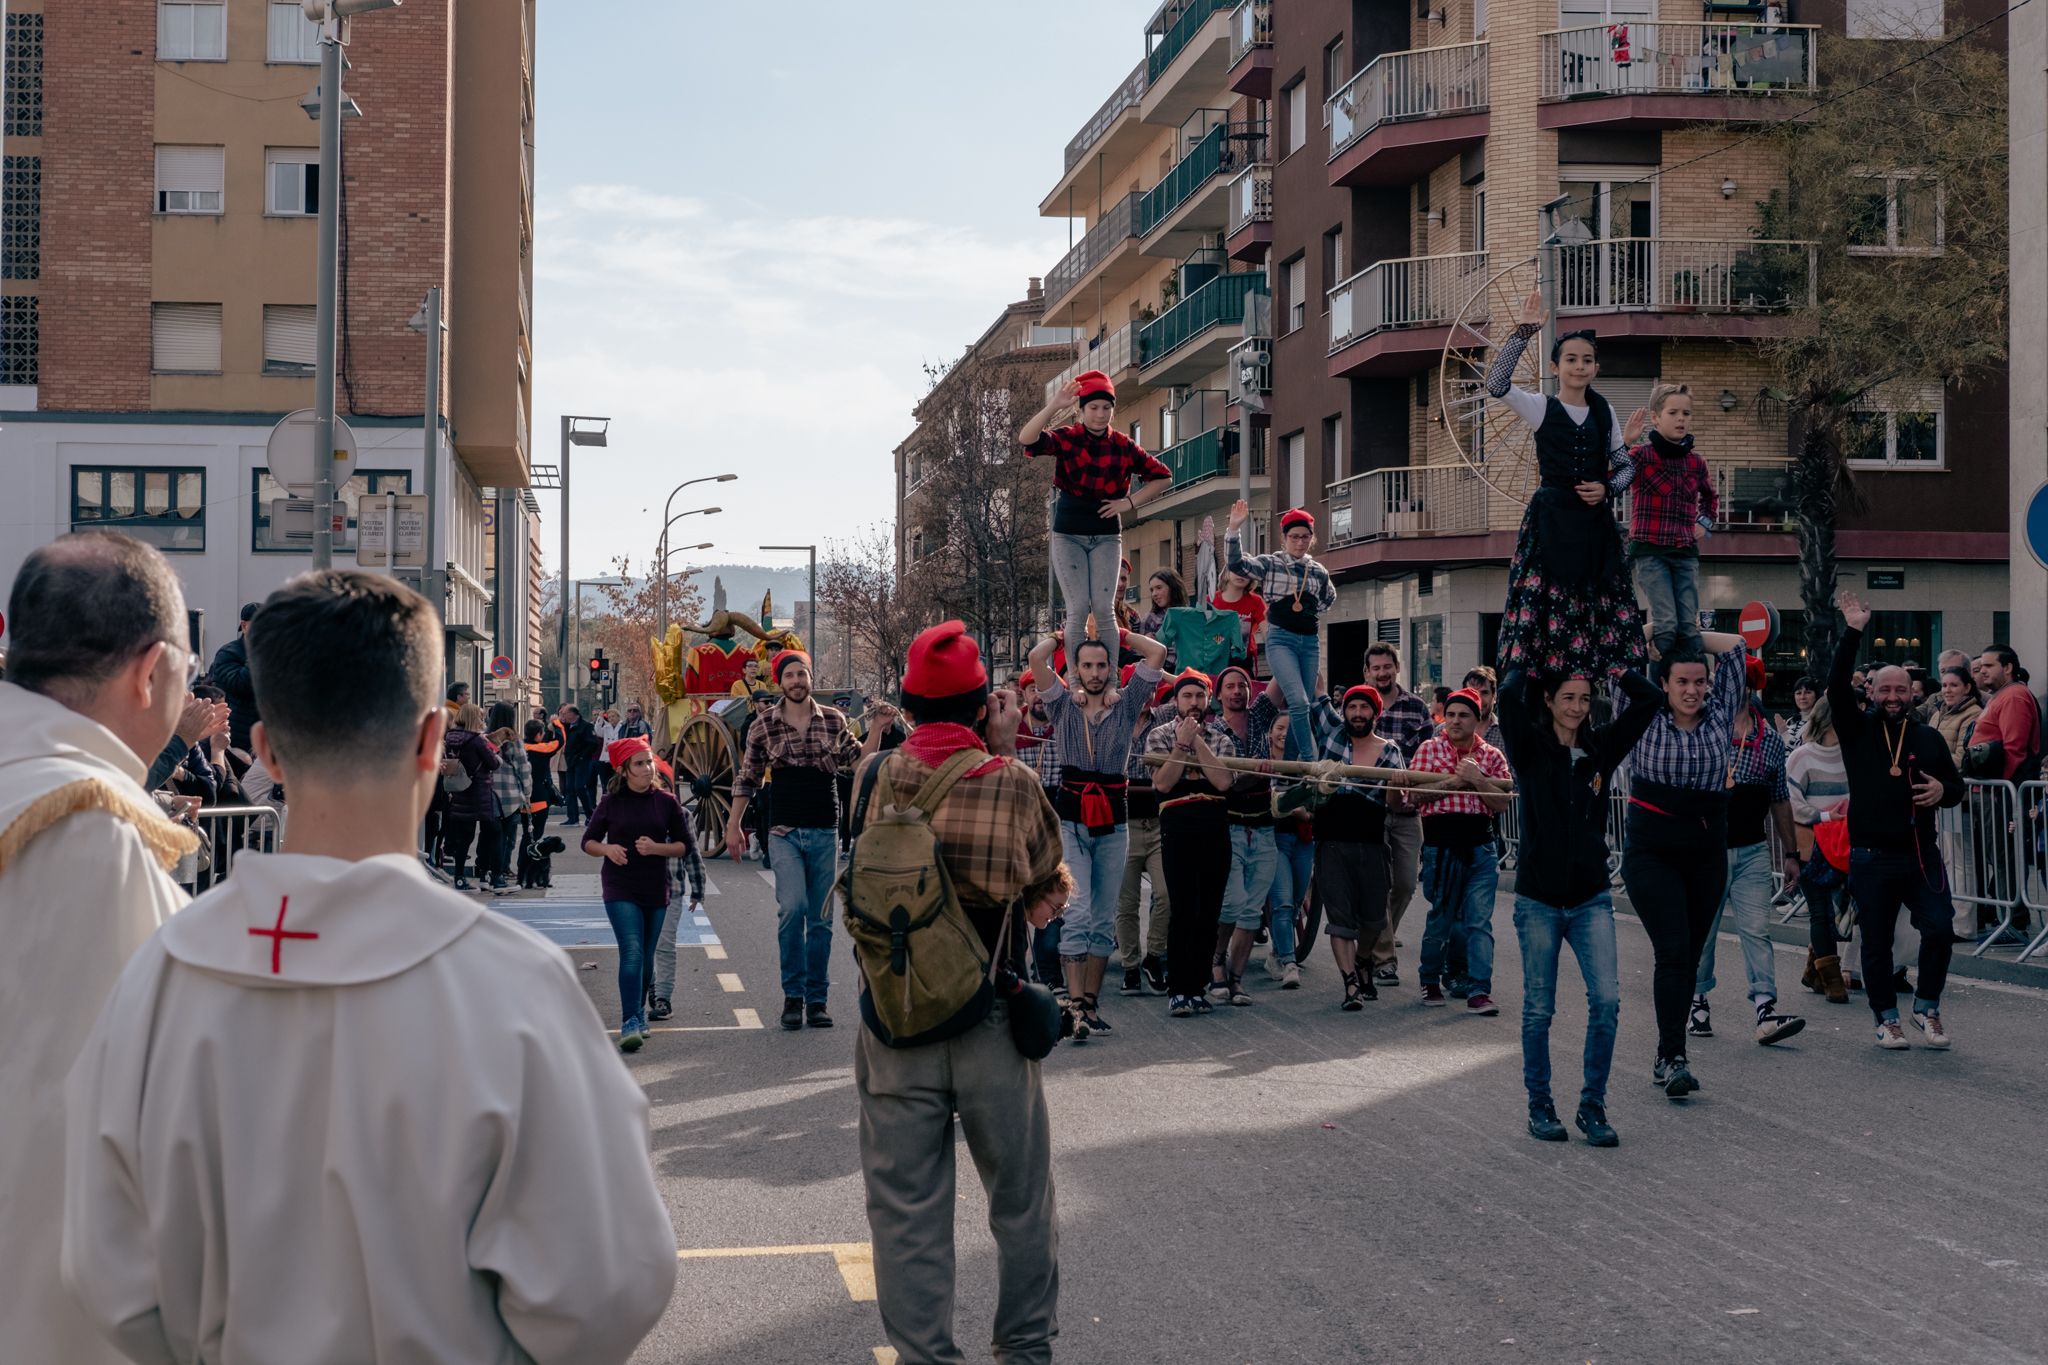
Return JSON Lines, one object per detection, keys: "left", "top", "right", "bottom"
{"left": 356, "top": 494, "right": 429, "bottom": 568}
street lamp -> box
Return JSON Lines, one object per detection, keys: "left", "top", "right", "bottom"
{"left": 654, "top": 506, "right": 723, "bottom": 642}
{"left": 761, "top": 544, "right": 818, "bottom": 672}
{"left": 404, "top": 288, "right": 445, "bottom": 604}
{"left": 555, "top": 416, "right": 610, "bottom": 705}
{"left": 654, "top": 473, "right": 736, "bottom": 638}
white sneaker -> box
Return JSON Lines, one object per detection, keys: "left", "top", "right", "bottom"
{"left": 1874, "top": 1019, "right": 1910, "bottom": 1050}
{"left": 1910, "top": 1010, "right": 1952, "bottom": 1049}
{"left": 1265, "top": 952, "right": 1287, "bottom": 981}
{"left": 1280, "top": 962, "right": 1301, "bottom": 990}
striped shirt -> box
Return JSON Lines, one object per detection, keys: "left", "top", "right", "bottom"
{"left": 1786, "top": 739, "right": 1850, "bottom": 827}
{"left": 1040, "top": 665, "right": 1163, "bottom": 781}
{"left": 1626, "top": 649, "right": 1746, "bottom": 791}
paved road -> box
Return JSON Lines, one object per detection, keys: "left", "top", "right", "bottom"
{"left": 504, "top": 833, "right": 2048, "bottom": 1365}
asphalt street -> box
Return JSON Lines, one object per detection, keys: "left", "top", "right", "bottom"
{"left": 505, "top": 834, "right": 2048, "bottom": 1365}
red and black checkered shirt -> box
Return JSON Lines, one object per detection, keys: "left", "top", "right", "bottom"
{"left": 1023, "top": 423, "right": 1172, "bottom": 504}
{"left": 1625, "top": 442, "right": 1719, "bottom": 549}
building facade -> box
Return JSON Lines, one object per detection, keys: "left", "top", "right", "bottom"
{"left": 0, "top": 0, "right": 545, "bottom": 702}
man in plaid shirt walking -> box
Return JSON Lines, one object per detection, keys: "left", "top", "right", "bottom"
{"left": 1407, "top": 688, "right": 1513, "bottom": 1013}
{"left": 1367, "top": 642, "right": 1433, "bottom": 986}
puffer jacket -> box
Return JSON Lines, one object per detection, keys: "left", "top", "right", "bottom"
{"left": 443, "top": 726, "right": 501, "bottom": 820}
{"left": 1933, "top": 698, "right": 1981, "bottom": 766}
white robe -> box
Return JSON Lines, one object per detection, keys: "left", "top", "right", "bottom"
{"left": 0, "top": 683, "right": 192, "bottom": 1365}
{"left": 63, "top": 851, "right": 678, "bottom": 1365}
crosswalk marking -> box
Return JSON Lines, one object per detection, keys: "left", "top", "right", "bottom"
{"left": 673, "top": 1243, "right": 875, "bottom": 1301}
{"left": 732, "top": 1007, "right": 763, "bottom": 1029}
{"left": 717, "top": 973, "right": 744, "bottom": 993}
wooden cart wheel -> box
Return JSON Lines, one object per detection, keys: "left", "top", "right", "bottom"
{"left": 673, "top": 712, "right": 739, "bottom": 856}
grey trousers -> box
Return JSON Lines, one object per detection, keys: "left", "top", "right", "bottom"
{"left": 1115, "top": 815, "right": 1170, "bottom": 967}
{"left": 857, "top": 1002, "right": 1059, "bottom": 1364}
{"left": 1371, "top": 812, "right": 1422, "bottom": 969}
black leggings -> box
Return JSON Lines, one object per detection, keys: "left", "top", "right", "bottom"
{"left": 1159, "top": 800, "right": 1230, "bottom": 998}
{"left": 1620, "top": 833, "right": 1727, "bottom": 1061}
{"left": 443, "top": 815, "right": 503, "bottom": 880}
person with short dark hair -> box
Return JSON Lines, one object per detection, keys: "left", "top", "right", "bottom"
{"left": 1143, "top": 668, "right": 1236, "bottom": 1014}
{"left": 0, "top": 531, "right": 196, "bottom": 1365}
{"left": 1406, "top": 689, "right": 1513, "bottom": 1015}
{"left": 1365, "top": 642, "right": 1431, "bottom": 987}
{"left": 557, "top": 702, "right": 600, "bottom": 823}
{"left": 1307, "top": 685, "right": 1408, "bottom": 1011}
{"left": 208, "top": 601, "right": 263, "bottom": 750}
{"left": 1970, "top": 643, "right": 2038, "bottom": 781}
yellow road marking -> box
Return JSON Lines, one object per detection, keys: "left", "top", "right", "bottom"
{"left": 703, "top": 943, "right": 729, "bottom": 960}
{"left": 874, "top": 1349, "right": 899, "bottom": 1364}
{"left": 674, "top": 1242, "right": 875, "bottom": 1301}
{"left": 732, "top": 1007, "right": 763, "bottom": 1029}
{"left": 717, "top": 972, "right": 745, "bottom": 993}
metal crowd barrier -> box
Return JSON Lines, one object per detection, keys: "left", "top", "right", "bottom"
{"left": 2012, "top": 780, "right": 2048, "bottom": 964}
{"left": 174, "top": 804, "right": 283, "bottom": 894}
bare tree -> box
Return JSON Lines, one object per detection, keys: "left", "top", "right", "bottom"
{"left": 818, "top": 523, "right": 922, "bottom": 695}
{"left": 583, "top": 555, "right": 703, "bottom": 711}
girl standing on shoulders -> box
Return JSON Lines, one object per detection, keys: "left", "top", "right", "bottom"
{"left": 1225, "top": 499, "right": 1335, "bottom": 763}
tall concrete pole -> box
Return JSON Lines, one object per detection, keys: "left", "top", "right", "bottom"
{"left": 557, "top": 416, "right": 572, "bottom": 708}
{"left": 309, "top": 26, "right": 344, "bottom": 568}
{"left": 2009, "top": 0, "right": 2047, "bottom": 670}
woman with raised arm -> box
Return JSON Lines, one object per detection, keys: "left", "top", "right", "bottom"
{"left": 1486, "top": 290, "right": 1648, "bottom": 681}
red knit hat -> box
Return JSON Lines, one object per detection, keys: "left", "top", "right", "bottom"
{"left": 606, "top": 736, "right": 652, "bottom": 771}
{"left": 1168, "top": 667, "right": 1213, "bottom": 697}
{"left": 1279, "top": 507, "right": 1315, "bottom": 532}
{"left": 1341, "top": 684, "right": 1384, "bottom": 715}
{"left": 1016, "top": 669, "right": 1037, "bottom": 690}
{"left": 904, "top": 620, "right": 987, "bottom": 698}
{"left": 1073, "top": 369, "right": 1114, "bottom": 406}
{"left": 770, "top": 649, "right": 811, "bottom": 683}
{"left": 1745, "top": 655, "right": 1767, "bottom": 691}
{"left": 1444, "top": 687, "right": 1484, "bottom": 717}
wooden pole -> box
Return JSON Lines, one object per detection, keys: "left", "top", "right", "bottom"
{"left": 1141, "top": 751, "right": 1514, "bottom": 794}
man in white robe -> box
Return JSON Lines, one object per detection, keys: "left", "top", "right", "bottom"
{"left": 64, "top": 570, "right": 678, "bottom": 1365}
{"left": 0, "top": 532, "right": 197, "bottom": 1365}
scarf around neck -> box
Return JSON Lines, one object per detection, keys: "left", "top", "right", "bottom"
{"left": 1648, "top": 428, "right": 1696, "bottom": 459}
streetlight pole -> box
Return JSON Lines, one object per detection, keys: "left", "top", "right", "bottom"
{"left": 761, "top": 543, "right": 817, "bottom": 670}
{"left": 654, "top": 473, "right": 734, "bottom": 640}
{"left": 555, "top": 415, "right": 609, "bottom": 707}
{"left": 308, "top": 19, "right": 344, "bottom": 569}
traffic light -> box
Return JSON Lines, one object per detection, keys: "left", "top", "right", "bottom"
{"left": 588, "top": 647, "right": 606, "bottom": 689}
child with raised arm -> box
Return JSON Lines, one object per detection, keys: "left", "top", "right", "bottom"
{"left": 1623, "top": 382, "right": 1718, "bottom": 662}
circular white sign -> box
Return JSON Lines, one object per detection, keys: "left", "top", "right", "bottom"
{"left": 265, "top": 409, "right": 360, "bottom": 493}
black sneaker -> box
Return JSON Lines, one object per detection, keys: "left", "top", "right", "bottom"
{"left": 1190, "top": 995, "right": 1215, "bottom": 1015}
{"left": 1120, "top": 967, "right": 1145, "bottom": 996}
{"left": 1688, "top": 995, "right": 1713, "bottom": 1037}
{"left": 806, "top": 1002, "right": 833, "bottom": 1029}
{"left": 780, "top": 997, "right": 804, "bottom": 1031}
{"left": 1527, "top": 1101, "right": 1568, "bottom": 1142}
{"left": 1447, "top": 978, "right": 1472, "bottom": 1000}
{"left": 1754, "top": 999, "right": 1806, "bottom": 1046}
{"left": 1142, "top": 955, "right": 1169, "bottom": 994}
{"left": 1373, "top": 964, "right": 1399, "bottom": 988}
{"left": 1575, "top": 1102, "right": 1620, "bottom": 1147}
{"left": 1663, "top": 1055, "right": 1699, "bottom": 1100}
{"left": 648, "top": 996, "right": 672, "bottom": 1022}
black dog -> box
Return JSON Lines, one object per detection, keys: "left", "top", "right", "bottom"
{"left": 519, "top": 834, "right": 566, "bottom": 889}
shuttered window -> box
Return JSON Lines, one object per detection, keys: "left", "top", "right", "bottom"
{"left": 263, "top": 304, "right": 317, "bottom": 373}
{"left": 152, "top": 303, "right": 222, "bottom": 373}
{"left": 155, "top": 145, "right": 223, "bottom": 215}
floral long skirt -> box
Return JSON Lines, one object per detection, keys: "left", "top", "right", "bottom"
{"left": 1495, "top": 516, "right": 1647, "bottom": 681}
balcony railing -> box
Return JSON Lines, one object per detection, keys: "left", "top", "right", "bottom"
{"left": 1227, "top": 335, "right": 1270, "bottom": 405}
{"left": 1140, "top": 272, "right": 1269, "bottom": 368}
{"left": 1157, "top": 424, "right": 1269, "bottom": 492}
{"left": 1229, "top": 0, "right": 1272, "bottom": 67}
{"left": 1139, "top": 120, "right": 1265, "bottom": 236}
{"left": 1147, "top": 0, "right": 1230, "bottom": 83}
{"left": 1045, "top": 323, "right": 1138, "bottom": 406}
{"left": 1065, "top": 59, "right": 1149, "bottom": 171}
{"left": 1553, "top": 238, "right": 1817, "bottom": 315}
{"left": 1620, "top": 461, "right": 1797, "bottom": 531}
{"left": 1328, "top": 252, "right": 1488, "bottom": 352}
{"left": 1044, "top": 191, "right": 1143, "bottom": 308}
{"left": 1541, "top": 23, "right": 1818, "bottom": 102}
{"left": 1228, "top": 161, "right": 1272, "bottom": 237}
{"left": 1327, "top": 41, "right": 1488, "bottom": 161}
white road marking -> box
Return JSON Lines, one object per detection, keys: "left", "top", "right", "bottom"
{"left": 757, "top": 869, "right": 776, "bottom": 885}
{"left": 732, "top": 1007, "right": 763, "bottom": 1029}
{"left": 717, "top": 973, "right": 744, "bottom": 993}
{"left": 703, "top": 944, "right": 729, "bottom": 960}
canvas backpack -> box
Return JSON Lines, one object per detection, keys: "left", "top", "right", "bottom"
{"left": 840, "top": 748, "right": 993, "bottom": 1048}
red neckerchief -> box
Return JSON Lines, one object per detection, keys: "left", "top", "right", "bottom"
{"left": 901, "top": 721, "right": 1006, "bottom": 779}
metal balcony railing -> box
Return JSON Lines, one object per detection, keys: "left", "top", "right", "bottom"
{"left": 1147, "top": 0, "right": 1230, "bottom": 84}
{"left": 1045, "top": 323, "right": 1139, "bottom": 406}
{"left": 1140, "top": 272, "right": 1268, "bottom": 369}
{"left": 1064, "top": 59, "right": 1149, "bottom": 171}
{"left": 1328, "top": 252, "right": 1488, "bottom": 353}
{"left": 1327, "top": 41, "right": 1489, "bottom": 160}
{"left": 1552, "top": 238, "right": 1817, "bottom": 314}
{"left": 1157, "top": 422, "right": 1269, "bottom": 492}
{"left": 1044, "top": 191, "right": 1143, "bottom": 309}
{"left": 1227, "top": 335, "right": 1270, "bottom": 405}
{"left": 1228, "top": 161, "right": 1272, "bottom": 237}
{"left": 1541, "top": 23, "right": 1818, "bottom": 101}
{"left": 1619, "top": 461, "right": 1798, "bottom": 531}
{"left": 1138, "top": 120, "right": 1265, "bottom": 236}
{"left": 1229, "top": 0, "right": 1272, "bottom": 67}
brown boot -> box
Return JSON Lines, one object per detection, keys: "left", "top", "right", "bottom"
{"left": 1814, "top": 953, "right": 1849, "bottom": 1004}
{"left": 1800, "top": 947, "right": 1820, "bottom": 993}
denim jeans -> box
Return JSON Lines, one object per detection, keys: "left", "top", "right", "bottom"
{"left": 1050, "top": 531, "right": 1123, "bottom": 647}
{"left": 1695, "top": 841, "right": 1780, "bottom": 1005}
{"left": 1224, "top": 824, "right": 1292, "bottom": 963}
{"left": 1264, "top": 625, "right": 1318, "bottom": 762}
{"left": 1418, "top": 843, "right": 1498, "bottom": 996}
{"left": 769, "top": 826, "right": 839, "bottom": 1004}
{"left": 1059, "top": 821, "right": 1127, "bottom": 959}
{"left": 1273, "top": 828, "right": 1314, "bottom": 923}
{"left": 1630, "top": 541, "right": 1701, "bottom": 658}
{"left": 603, "top": 899, "right": 668, "bottom": 1030}
{"left": 1513, "top": 892, "right": 1621, "bottom": 1107}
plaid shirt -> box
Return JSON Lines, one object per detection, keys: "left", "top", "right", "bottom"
{"left": 1018, "top": 720, "right": 1061, "bottom": 789}
{"left": 1407, "top": 734, "right": 1512, "bottom": 818}
{"left": 1627, "top": 648, "right": 1747, "bottom": 791}
{"left": 1377, "top": 688, "right": 1436, "bottom": 764}
{"left": 1318, "top": 726, "right": 1407, "bottom": 806}
{"left": 670, "top": 845, "right": 707, "bottom": 903}
{"left": 1142, "top": 714, "right": 1238, "bottom": 798}
{"left": 1023, "top": 423, "right": 1172, "bottom": 501}
{"left": 1225, "top": 534, "right": 1336, "bottom": 619}
{"left": 1625, "top": 441, "right": 1718, "bottom": 548}
{"left": 735, "top": 701, "right": 861, "bottom": 798}
{"left": 489, "top": 739, "right": 530, "bottom": 821}
{"left": 1729, "top": 707, "right": 1790, "bottom": 799}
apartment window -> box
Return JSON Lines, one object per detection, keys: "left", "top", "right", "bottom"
{"left": 1464, "top": 186, "right": 1488, "bottom": 255}
{"left": 1322, "top": 227, "right": 1345, "bottom": 310}
{"left": 1282, "top": 254, "right": 1307, "bottom": 334}
{"left": 263, "top": 304, "right": 317, "bottom": 374}
{"left": 1284, "top": 430, "right": 1307, "bottom": 503}
{"left": 71, "top": 467, "right": 206, "bottom": 551}
{"left": 1323, "top": 38, "right": 1346, "bottom": 100}
{"left": 266, "top": 147, "right": 319, "bottom": 216}
{"left": 1322, "top": 413, "right": 1345, "bottom": 484}
{"left": 1848, "top": 171, "right": 1943, "bottom": 255}
{"left": 4, "top": 13, "right": 43, "bottom": 138}
{"left": 1281, "top": 79, "right": 1307, "bottom": 157}
{"left": 151, "top": 303, "right": 223, "bottom": 374}
{"left": 156, "top": 146, "right": 224, "bottom": 215}
{"left": 4, "top": 156, "right": 39, "bottom": 280}
{"left": 1847, "top": 0, "right": 1944, "bottom": 39}
{"left": 267, "top": 1, "right": 322, "bottom": 63}
{"left": 157, "top": 1, "right": 226, "bottom": 61}
{"left": 1474, "top": 0, "right": 1488, "bottom": 34}
{"left": 0, "top": 294, "right": 37, "bottom": 385}
{"left": 1410, "top": 615, "right": 1445, "bottom": 690}
{"left": 1846, "top": 382, "right": 1944, "bottom": 470}
{"left": 253, "top": 468, "right": 411, "bottom": 552}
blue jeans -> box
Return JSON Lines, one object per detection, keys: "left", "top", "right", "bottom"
{"left": 1630, "top": 542, "right": 1701, "bottom": 659}
{"left": 1418, "top": 844, "right": 1498, "bottom": 996}
{"left": 1264, "top": 625, "right": 1318, "bottom": 762}
{"left": 1696, "top": 841, "right": 1779, "bottom": 1005}
{"left": 1273, "top": 828, "right": 1315, "bottom": 923}
{"left": 769, "top": 826, "right": 839, "bottom": 1004}
{"left": 1513, "top": 892, "right": 1620, "bottom": 1107}
{"left": 1050, "top": 531, "right": 1123, "bottom": 647}
{"left": 1059, "top": 821, "right": 1127, "bottom": 959}
{"left": 1225, "top": 824, "right": 1292, "bottom": 963}
{"left": 603, "top": 899, "right": 669, "bottom": 1029}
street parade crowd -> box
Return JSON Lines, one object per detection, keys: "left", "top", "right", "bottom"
{"left": 0, "top": 292, "right": 2040, "bottom": 1365}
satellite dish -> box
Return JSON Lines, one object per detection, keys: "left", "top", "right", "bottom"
{"left": 265, "top": 408, "right": 360, "bottom": 494}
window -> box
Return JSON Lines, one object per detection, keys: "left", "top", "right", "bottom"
{"left": 151, "top": 303, "right": 222, "bottom": 374}
{"left": 267, "top": 1, "right": 322, "bottom": 63}
{"left": 266, "top": 147, "right": 319, "bottom": 215}
{"left": 1322, "top": 413, "right": 1345, "bottom": 484}
{"left": 5, "top": 13, "right": 43, "bottom": 138}
{"left": 252, "top": 468, "right": 411, "bottom": 552}
{"left": 1847, "top": 171, "right": 1943, "bottom": 255}
{"left": 71, "top": 467, "right": 206, "bottom": 551}
{"left": 1322, "top": 227, "right": 1345, "bottom": 311}
{"left": 1284, "top": 430, "right": 1307, "bottom": 503}
{"left": 1847, "top": 0, "right": 1944, "bottom": 39}
{"left": 1464, "top": 186, "right": 1488, "bottom": 255}
{"left": 155, "top": 145, "right": 224, "bottom": 215}
{"left": 157, "top": 1, "right": 226, "bottom": 61}
{"left": 1281, "top": 79, "right": 1307, "bottom": 157}
{"left": 4, "top": 155, "right": 39, "bottom": 280}
{"left": 1845, "top": 382, "right": 1944, "bottom": 470}
{"left": 1409, "top": 615, "right": 1445, "bottom": 690}
{"left": 0, "top": 294, "right": 37, "bottom": 385}
{"left": 263, "top": 304, "right": 317, "bottom": 374}
{"left": 1282, "top": 254, "right": 1306, "bottom": 333}
{"left": 1323, "top": 38, "right": 1346, "bottom": 99}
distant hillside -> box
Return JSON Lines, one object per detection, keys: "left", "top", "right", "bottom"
{"left": 682, "top": 564, "right": 813, "bottom": 617}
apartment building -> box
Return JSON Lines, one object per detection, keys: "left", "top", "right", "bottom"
{"left": 0, "top": 0, "right": 546, "bottom": 702}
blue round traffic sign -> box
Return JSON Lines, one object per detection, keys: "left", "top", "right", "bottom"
{"left": 2027, "top": 482, "right": 2048, "bottom": 570}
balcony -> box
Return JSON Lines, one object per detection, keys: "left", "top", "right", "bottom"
{"left": 1553, "top": 237, "right": 1816, "bottom": 340}
{"left": 1326, "top": 42, "right": 1488, "bottom": 187}
{"left": 1141, "top": 393, "right": 1270, "bottom": 520}
{"left": 1042, "top": 191, "right": 1149, "bottom": 324}
{"left": 1044, "top": 323, "right": 1142, "bottom": 407}
{"left": 1327, "top": 252, "right": 1488, "bottom": 378}
{"left": 1621, "top": 461, "right": 1797, "bottom": 533}
{"left": 1227, "top": 0, "right": 1273, "bottom": 98}
{"left": 1225, "top": 160, "right": 1272, "bottom": 261}
{"left": 1040, "top": 58, "right": 1150, "bottom": 215}
{"left": 1139, "top": 271, "right": 1269, "bottom": 386}
{"left": 1539, "top": 23, "right": 1818, "bottom": 130}
{"left": 1141, "top": 0, "right": 1234, "bottom": 127}
{"left": 1139, "top": 117, "right": 1264, "bottom": 257}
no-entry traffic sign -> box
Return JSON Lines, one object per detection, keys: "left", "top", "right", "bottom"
{"left": 489, "top": 655, "right": 513, "bottom": 679}
{"left": 1738, "top": 600, "right": 1778, "bottom": 650}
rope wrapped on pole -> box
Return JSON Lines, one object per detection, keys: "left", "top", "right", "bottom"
{"left": 1141, "top": 751, "right": 1513, "bottom": 795}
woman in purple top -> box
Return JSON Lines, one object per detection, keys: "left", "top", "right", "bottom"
{"left": 582, "top": 736, "right": 695, "bottom": 1052}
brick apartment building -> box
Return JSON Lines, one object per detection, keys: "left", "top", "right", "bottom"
{"left": 0, "top": 0, "right": 547, "bottom": 702}
{"left": 1031, "top": 0, "right": 2010, "bottom": 696}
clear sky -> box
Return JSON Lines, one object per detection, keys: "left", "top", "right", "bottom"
{"left": 532, "top": 0, "right": 1160, "bottom": 580}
